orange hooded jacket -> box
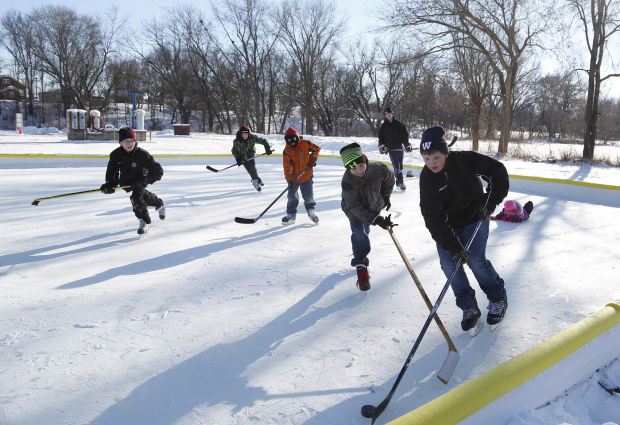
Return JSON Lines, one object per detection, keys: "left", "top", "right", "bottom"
{"left": 282, "top": 127, "right": 320, "bottom": 183}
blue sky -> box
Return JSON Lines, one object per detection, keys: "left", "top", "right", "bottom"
{"left": 5, "top": 0, "right": 620, "bottom": 98}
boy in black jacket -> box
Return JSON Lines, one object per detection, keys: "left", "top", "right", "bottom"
{"left": 340, "top": 142, "right": 394, "bottom": 291}
{"left": 419, "top": 126, "right": 509, "bottom": 331}
{"left": 231, "top": 125, "right": 273, "bottom": 191}
{"left": 100, "top": 127, "right": 165, "bottom": 234}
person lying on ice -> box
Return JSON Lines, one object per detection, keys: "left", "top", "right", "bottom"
{"left": 491, "top": 200, "right": 534, "bottom": 223}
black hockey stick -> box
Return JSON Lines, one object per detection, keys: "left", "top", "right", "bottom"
{"left": 235, "top": 165, "right": 311, "bottom": 224}
{"left": 206, "top": 153, "right": 268, "bottom": 172}
{"left": 31, "top": 186, "right": 130, "bottom": 206}
{"left": 448, "top": 135, "right": 458, "bottom": 147}
{"left": 361, "top": 220, "right": 483, "bottom": 424}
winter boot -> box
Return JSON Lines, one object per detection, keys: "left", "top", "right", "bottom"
{"left": 282, "top": 213, "right": 296, "bottom": 225}
{"left": 487, "top": 296, "right": 508, "bottom": 325}
{"left": 307, "top": 209, "right": 319, "bottom": 224}
{"left": 137, "top": 219, "right": 149, "bottom": 235}
{"left": 252, "top": 179, "right": 262, "bottom": 192}
{"left": 461, "top": 304, "right": 481, "bottom": 331}
{"left": 356, "top": 266, "right": 371, "bottom": 291}
{"left": 156, "top": 200, "right": 166, "bottom": 220}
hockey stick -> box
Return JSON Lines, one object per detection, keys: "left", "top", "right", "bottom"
{"left": 234, "top": 166, "right": 311, "bottom": 224}
{"left": 31, "top": 186, "right": 130, "bottom": 206}
{"left": 362, "top": 221, "right": 483, "bottom": 423}
{"left": 448, "top": 135, "right": 458, "bottom": 147}
{"left": 388, "top": 227, "right": 458, "bottom": 385}
{"left": 206, "top": 153, "right": 268, "bottom": 172}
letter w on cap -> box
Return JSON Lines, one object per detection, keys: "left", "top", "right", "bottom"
{"left": 422, "top": 142, "right": 432, "bottom": 150}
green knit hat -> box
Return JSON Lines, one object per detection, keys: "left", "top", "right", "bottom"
{"left": 340, "top": 142, "right": 366, "bottom": 169}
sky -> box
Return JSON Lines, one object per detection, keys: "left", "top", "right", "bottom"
{"left": 1, "top": 129, "right": 619, "bottom": 425}
{"left": 2, "top": 0, "right": 619, "bottom": 99}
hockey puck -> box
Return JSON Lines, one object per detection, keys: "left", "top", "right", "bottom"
{"left": 406, "top": 169, "right": 414, "bottom": 178}
{"left": 361, "top": 404, "right": 376, "bottom": 418}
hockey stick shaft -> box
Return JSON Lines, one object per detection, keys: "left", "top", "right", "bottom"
{"left": 235, "top": 166, "right": 311, "bottom": 224}
{"left": 206, "top": 153, "right": 268, "bottom": 172}
{"left": 369, "top": 221, "right": 483, "bottom": 424}
{"left": 31, "top": 186, "right": 130, "bottom": 205}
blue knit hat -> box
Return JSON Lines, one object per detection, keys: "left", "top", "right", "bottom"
{"left": 420, "top": 126, "right": 448, "bottom": 154}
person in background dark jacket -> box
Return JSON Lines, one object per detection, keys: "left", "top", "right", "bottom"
{"left": 340, "top": 142, "right": 395, "bottom": 291}
{"left": 231, "top": 125, "right": 273, "bottom": 191}
{"left": 378, "top": 107, "right": 412, "bottom": 191}
{"left": 100, "top": 127, "right": 165, "bottom": 235}
{"left": 419, "top": 126, "right": 509, "bottom": 331}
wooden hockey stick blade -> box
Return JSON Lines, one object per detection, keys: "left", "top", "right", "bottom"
{"left": 234, "top": 217, "right": 257, "bottom": 224}
{"left": 437, "top": 350, "right": 459, "bottom": 384}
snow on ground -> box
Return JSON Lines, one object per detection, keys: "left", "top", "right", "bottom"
{"left": 0, "top": 131, "right": 619, "bottom": 425}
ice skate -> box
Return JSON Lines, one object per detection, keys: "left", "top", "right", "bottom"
{"left": 281, "top": 213, "right": 296, "bottom": 225}
{"left": 252, "top": 179, "right": 262, "bottom": 192}
{"left": 356, "top": 266, "right": 370, "bottom": 291}
{"left": 461, "top": 304, "right": 482, "bottom": 336}
{"left": 487, "top": 296, "right": 508, "bottom": 331}
{"left": 137, "top": 219, "right": 149, "bottom": 235}
{"left": 307, "top": 209, "right": 319, "bottom": 224}
{"left": 156, "top": 201, "right": 166, "bottom": 220}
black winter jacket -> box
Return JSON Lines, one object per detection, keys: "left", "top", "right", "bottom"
{"left": 378, "top": 118, "right": 410, "bottom": 150}
{"left": 105, "top": 144, "right": 163, "bottom": 188}
{"left": 419, "top": 151, "right": 508, "bottom": 255}
{"left": 341, "top": 162, "right": 395, "bottom": 224}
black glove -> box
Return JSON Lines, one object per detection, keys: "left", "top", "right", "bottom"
{"left": 373, "top": 214, "right": 397, "bottom": 230}
{"left": 405, "top": 144, "right": 412, "bottom": 153}
{"left": 452, "top": 249, "right": 471, "bottom": 264}
{"left": 383, "top": 195, "right": 391, "bottom": 211}
{"left": 479, "top": 195, "right": 495, "bottom": 221}
{"left": 100, "top": 182, "right": 115, "bottom": 194}
{"left": 265, "top": 146, "right": 273, "bottom": 155}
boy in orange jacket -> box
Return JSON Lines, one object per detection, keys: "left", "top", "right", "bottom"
{"left": 281, "top": 127, "right": 320, "bottom": 224}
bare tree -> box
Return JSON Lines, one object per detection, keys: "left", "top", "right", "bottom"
{"left": 209, "top": 0, "right": 280, "bottom": 133}
{"left": 0, "top": 10, "right": 37, "bottom": 119}
{"left": 275, "top": 0, "right": 344, "bottom": 134}
{"left": 30, "top": 6, "right": 115, "bottom": 111}
{"left": 451, "top": 35, "right": 493, "bottom": 150}
{"left": 387, "top": 0, "right": 553, "bottom": 154}
{"left": 567, "top": 0, "right": 620, "bottom": 159}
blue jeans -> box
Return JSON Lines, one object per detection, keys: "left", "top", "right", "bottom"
{"left": 388, "top": 150, "right": 404, "bottom": 185}
{"left": 286, "top": 179, "right": 315, "bottom": 214}
{"left": 348, "top": 217, "right": 371, "bottom": 268}
{"left": 436, "top": 220, "right": 505, "bottom": 310}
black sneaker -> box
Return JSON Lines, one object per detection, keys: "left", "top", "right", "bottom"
{"left": 461, "top": 304, "right": 481, "bottom": 331}
{"left": 487, "top": 296, "right": 508, "bottom": 325}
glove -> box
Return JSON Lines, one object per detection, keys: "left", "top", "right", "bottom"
{"left": 383, "top": 195, "right": 391, "bottom": 211}
{"left": 478, "top": 195, "right": 495, "bottom": 221}
{"left": 379, "top": 144, "right": 388, "bottom": 154}
{"left": 373, "top": 214, "right": 397, "bottom": 230}
{"left": 308, "top": 156, "right": 317, "bottom": 167}
{"left": 405, "top": 145, "right": 413, "bottom": 153}
{"left": 452, "top": 249, "right": 471, "bottom": 264}
{"left": 100, "top": 182, "right": 115, "bottom": 194}
{"left": 265, "top": 146, "right": 273, "bottom": 155}
{"left": 236, "top": 157, "right": 243, "bottom": 166}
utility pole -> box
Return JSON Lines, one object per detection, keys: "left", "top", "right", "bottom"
{"left": 124, "top": 91, "right": 147, "bottom": 129}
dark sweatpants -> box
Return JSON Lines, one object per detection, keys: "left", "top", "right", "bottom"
{"left": 130, "top": 187, "right": 162, "bottom": 224}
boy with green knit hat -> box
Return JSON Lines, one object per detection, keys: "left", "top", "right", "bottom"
{"left": 340, "top": 142, "right": 395, "bottom": 291}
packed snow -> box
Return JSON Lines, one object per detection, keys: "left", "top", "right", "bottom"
{"left": 1, "top": 130, "right": 619, "bottom": 425}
